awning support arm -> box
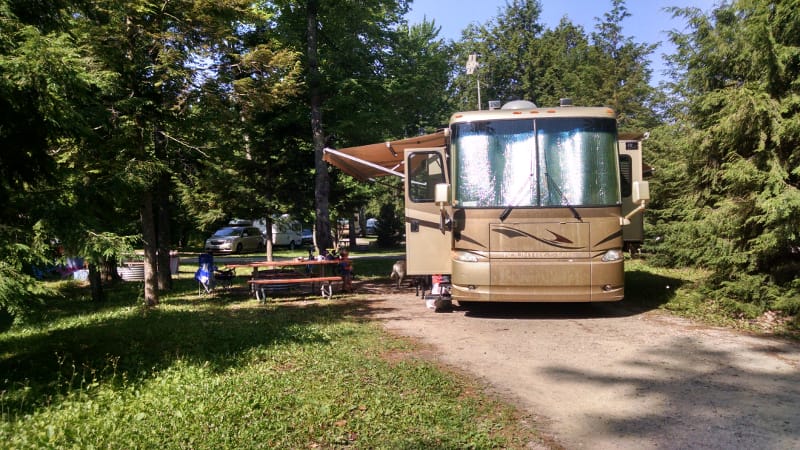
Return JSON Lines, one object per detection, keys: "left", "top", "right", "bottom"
{"left": 323, "top": 147, "right": 405, "bottom": 179}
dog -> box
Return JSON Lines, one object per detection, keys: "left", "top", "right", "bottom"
{"left": 414, "top": 275, "right": 431, "bottom": 297}
{"left": 390, "top": 260, "right": 431, "bottom": 297}
{"left": 389, "top": 260, "right": 406, "bottom": 288}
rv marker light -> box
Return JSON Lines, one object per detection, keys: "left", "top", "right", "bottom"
{"left": 453, "top": 251, "right": 479, "bottom": 263}
{"left": 601, "top": 249, "right": 623, "bottom": 262}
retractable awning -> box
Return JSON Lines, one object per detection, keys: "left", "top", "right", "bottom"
{"left": 323, "top": 131, "right": 446, "bottom": 181}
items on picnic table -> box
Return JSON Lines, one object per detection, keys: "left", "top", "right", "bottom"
{"left": 226, "top": 249, "right": 353, "bottom": 303}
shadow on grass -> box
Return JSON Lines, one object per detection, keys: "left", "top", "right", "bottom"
{"left": 460, "top": 269, "right": 687, "bottom": 319}
{"left": 621, "top": 268, "right": 687, "bottom": 311}
{"left": 0, "top": 278, "right": 369, "bottom": 415}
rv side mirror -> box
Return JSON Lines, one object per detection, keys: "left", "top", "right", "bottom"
{"left": 632, "top": 181, "right": 650, "bottom": 204}
{"left": 622, "top": 180, "right": 650, "bottom": 225}
{"left": 434, "top": 183, "right": 450, "bottom": 207}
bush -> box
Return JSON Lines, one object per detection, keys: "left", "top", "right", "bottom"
{"left": 0, "top": 262, "right": 50, "bottom": 324}
{"left": 375, "top": 203, "right": 403, "bottom": 248}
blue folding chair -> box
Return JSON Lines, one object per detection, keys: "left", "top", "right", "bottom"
{"left": 195, "top": 253, "right": 215, "bottom": 294}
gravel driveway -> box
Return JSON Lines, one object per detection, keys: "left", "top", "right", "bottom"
{"left": 362, "top": 284, "right": 800, "bottom": 449}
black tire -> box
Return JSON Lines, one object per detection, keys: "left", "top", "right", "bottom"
{"left": 288, "top": 240, "right": 296, "bottom": 250}
{"left": 235, "top": 243, "right": 244, "bottom": 254}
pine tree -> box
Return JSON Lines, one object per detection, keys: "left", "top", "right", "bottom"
{"left": 653, "top": 0, "right": 800, "bottom": 317}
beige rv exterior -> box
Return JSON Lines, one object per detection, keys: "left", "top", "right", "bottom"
{"left": 618, "top": 132, "right": 649, "bottom": 250}
{"left": 324, "top": 101, "right": 650, "bottom": 303}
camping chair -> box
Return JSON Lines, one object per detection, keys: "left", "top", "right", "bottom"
{"left": 195, "top": 253, "right": 215, "bottom": 294}
{"left": 214, "top": 267, "right": 234, "bottom": 289}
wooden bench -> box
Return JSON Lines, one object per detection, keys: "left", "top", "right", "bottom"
{"left": 248, "top": 276, "right": 342, "bottom": 303}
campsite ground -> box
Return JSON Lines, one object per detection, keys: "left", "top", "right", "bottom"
{"left": 359, "top": 280, "right": 800, "bottom": 449}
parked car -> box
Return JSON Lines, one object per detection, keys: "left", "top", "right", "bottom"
{"left": 301, "top": 228, "right": 313, "bottom": 245}
{"left": 366, "top": 218, "right": 378, "bottom": 235}
{"left": 204, "top": 226, "right": 265, "bottom": 254}
{"left": 337, "top": 219, "right": 361, "bottom": 238}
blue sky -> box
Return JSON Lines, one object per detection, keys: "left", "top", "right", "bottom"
{"left": 405, "top": 0, "right": 719, "bottom": 85}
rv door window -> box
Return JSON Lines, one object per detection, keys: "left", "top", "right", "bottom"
{"left": 408, "top": 152, "right": 446, "bottom": 203}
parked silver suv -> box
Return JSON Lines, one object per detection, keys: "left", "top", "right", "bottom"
{"left": 204, "top": 226, "right": 265, "bottom": 254}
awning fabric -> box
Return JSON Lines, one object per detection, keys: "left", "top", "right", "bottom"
{"left": 323, "top": 131, "right": 446, "bottom": 180}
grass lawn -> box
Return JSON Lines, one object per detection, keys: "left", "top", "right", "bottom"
{"left": 0, "top": 259, "right": 539, "bottom": 449}
{"left": 3, "top": 255, "right": 793, "bottom": 448}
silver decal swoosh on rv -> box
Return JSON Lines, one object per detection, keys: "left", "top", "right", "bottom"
{"left": 493, "top": 226, "right": 583, "bottom": 250}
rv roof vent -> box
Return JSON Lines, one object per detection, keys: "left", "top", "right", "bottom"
{"left": 501, "top": 100, "right": 537, "bottom": 110}
{"left": 560, "top": 98, "right": 573, "bottom": 107}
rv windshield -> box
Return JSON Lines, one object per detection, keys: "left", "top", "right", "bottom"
{"left": 452, "top": 117, "right": 620, "bottom": 208}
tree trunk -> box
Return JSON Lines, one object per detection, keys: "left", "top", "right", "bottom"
{"left": 348, "top": 217, "right": 357, "bottom": 249}
{"left": 88, "top": 263, "right": 104, "bottom": 302}
{"left": 102, "top": 257, "right": 122, "bottom": 283}
{"left": 156, "top": 170, "right": 172, "bottom": 291}
{"left": 307, "top": 0, "right": 333, "bottom": 254}
{"left": 141, "top": 190, "right": 159, "bottom": 306}
{"left": 265, "top": 216, "right": 274, "bottom": 262}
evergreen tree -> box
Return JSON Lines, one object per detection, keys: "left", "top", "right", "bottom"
{"left": 529, "top": 18, "right": 593, "bottom": 106}
{"left": 589, "top": 0, "right": 659, "bottom": 129}
{"left": 67, "top": 0, "right": 266, "bottom": 303}
{"left": 449, "top": 0, "right": 657, "bottom": 123}
{"left": 451, "top": 0, "right": 545, "bottom": 109}
{"left": 376, "top": 202, "right": 403, "bottom": 248}
{"left": 652, "top": 0, "right": 800, "bottom": 317}
{"left": 0, "top": 0, "right": 118, "bottom": 312}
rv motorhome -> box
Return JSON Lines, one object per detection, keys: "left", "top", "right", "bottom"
{"left": 324, "top": 99, "right": 649, "bottom": 304}
{"left": 248, "top": 215, "right": 304, "bottom": 249}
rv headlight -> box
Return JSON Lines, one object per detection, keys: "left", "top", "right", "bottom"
{"left": 601, "top": 249, "right": 623, "bottom": 262}
{"left": 452, "top": 250, "right": 481, "bottom": 263}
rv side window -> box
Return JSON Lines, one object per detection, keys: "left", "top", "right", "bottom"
{"left": 619, "top": 154, "right": 632, "bottom": 198}
{"left": 408, "top": 152, "right": 446, "bottom": 203}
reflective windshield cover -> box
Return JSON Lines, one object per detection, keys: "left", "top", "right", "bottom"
{"left": 452, "top": 118, "right": 620, "bottom": 208}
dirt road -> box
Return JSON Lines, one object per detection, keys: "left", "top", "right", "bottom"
{"left": 362, "top": 285, "right": 800, "bottom": 449}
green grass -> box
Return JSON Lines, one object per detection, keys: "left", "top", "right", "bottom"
{"left": 624, "top": 258, "right": 798, "bottom": 336}
{"left": 0, "top": 271, "right": 538, "bottom": 449}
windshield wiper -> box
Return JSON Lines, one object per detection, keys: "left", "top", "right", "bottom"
{"left": 499, "top": 206, "right": 513, "bottom": 222}
{"left": 545, "top": 171, "right": 582, "bottom": 222}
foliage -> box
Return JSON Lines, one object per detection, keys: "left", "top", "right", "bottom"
{"left": 383, "top": 20, "right": 453, "bottom": 135}
{"left": 0, "top": 262, "right": 51, "bottom": 325}
{"left": 450, "top": 0, "right": 545, "bottom": 111}
{"left": 376, "top": 203, "right": 404, "bottom": 248}
{"left": 530, "top": 18, "right": 594, "bottom": 107}
{"left": 0, "top": 277, "right": 536, "bottom": 448}
{"left": 649, "top": 0, "right": 800, "bottom": 317}
{"left": 0, "top": 0, "right": 121, "bottom": 312}
{"left": 588, "top": 0, "right": 659, "bottom": 130}
{"left": 449, "top": 0, "right": 658, "bottom": 130}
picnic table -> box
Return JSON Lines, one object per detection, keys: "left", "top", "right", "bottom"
{"left": 225, "top": 258, "right": 349, "bottom": 303}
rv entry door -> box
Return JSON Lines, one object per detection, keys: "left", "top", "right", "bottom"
{"left": 404, "top": 149, "right": 452, "bottom": 276}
